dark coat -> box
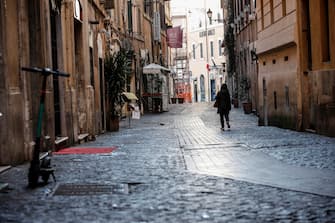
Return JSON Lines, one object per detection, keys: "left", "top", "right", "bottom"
{"left": 216, "top": 89, "right": 231, "bottom": 114}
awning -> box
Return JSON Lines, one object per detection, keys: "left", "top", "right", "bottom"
{"left": 122, "top": 92, "right": 138, "bottom": 100}
{"left": 143, "top": 63, "right": 170, "bottom": 74}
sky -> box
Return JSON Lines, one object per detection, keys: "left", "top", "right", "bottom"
{"left": 170, "top": 0, "right": 222, "bottom": 30}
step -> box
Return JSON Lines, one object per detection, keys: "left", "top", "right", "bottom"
{"left": 0, "top": 183, "right": 8, "bottom": 192}
{"left": 55, "top": 136, "right": 69, "bottom": 150}
{"left": 0, "top": 166, "right": 11, "bottom": 192}
{"left": 78, "top": 133, "right": 89, "bottom": 144}
{"left": 55, "top": 136, "right": 69, "bottom": 145}
{"left": 0, "top": 165, "right": 11, "bottom": 174}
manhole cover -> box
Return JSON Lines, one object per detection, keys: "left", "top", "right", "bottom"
{"left": 53, "top": 183, "right": 129, "bottom": 196}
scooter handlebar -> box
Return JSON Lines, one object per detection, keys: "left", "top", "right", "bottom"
{"left": 22, "top": 67, "right": 70, "bottom": 77}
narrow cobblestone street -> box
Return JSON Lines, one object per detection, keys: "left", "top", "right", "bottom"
{"left": 1, "top": 103, "right": 335, "bottom": 222}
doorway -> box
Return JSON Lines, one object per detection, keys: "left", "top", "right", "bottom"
{"left": 193, "top": 80, "right": 198, "bottom": 102}
{"left": 50, "top": 3, "right": 61, "bottom": 136}
{"left": 200, "top": 75, "right": 205, "bottom": 102}
{"left": 210, "top": 79, "right": 216, "bottom": 101}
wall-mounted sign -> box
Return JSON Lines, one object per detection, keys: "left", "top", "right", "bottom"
{"left": 74, "top": 0, "right": 82, "bottom": 21}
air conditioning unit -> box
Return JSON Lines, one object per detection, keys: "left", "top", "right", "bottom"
{"left": 248, "top": 13, "right": 256, "bottom": 21}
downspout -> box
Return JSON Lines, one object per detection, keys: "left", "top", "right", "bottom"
{"left": 295, "top": 0, "right": 305, "bottom": 131}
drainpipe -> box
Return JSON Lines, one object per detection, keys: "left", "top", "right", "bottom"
{"left": 295, "top": 0, "right": 306, "bottom": 131}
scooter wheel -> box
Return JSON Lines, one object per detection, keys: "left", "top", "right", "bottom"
{"left": 42, "top": 173, "right": 50, "bottom": 184}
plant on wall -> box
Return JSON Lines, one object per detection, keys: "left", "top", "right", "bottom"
{"left": 239, "top": 76, "right": 251, "bottom": 102}
{"left": 224, "top": 0, "right": 235, "bottom": 78}
{"left": 104, "top": 48, "right": 132, "bottom": 119}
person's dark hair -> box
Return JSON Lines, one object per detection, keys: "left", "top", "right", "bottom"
{"left": 221, "top": 83, "right": 228, "bottom": 92}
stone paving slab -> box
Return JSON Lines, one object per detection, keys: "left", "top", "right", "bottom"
{"left": 177, "top": 108, "right": 335, "bottom": 198}
{"left": 183, "top": 146, "right": 335, "bottom": 197}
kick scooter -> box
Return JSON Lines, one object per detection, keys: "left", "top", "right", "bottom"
{"left": 22, "top": 67, "right": 69, "bottom": 188}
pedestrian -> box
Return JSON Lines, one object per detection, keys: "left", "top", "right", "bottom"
{"left": 215, "top": 83, "right": 231, "bottom": 131}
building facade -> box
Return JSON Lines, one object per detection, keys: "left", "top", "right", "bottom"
{"left": 296, "top": 0, "right": 335, "bottom": 136}
{"left": 256, "top": 0, "right": 299, "bottom": 129}
{"left": 232, "top": 0, "right": 258, "bottom": 113}
{"left": 0, "top": 0, "right": 108, "bottom": 165}
{"left": 188, "top": 16, "right": 226, "bottom": 103}
{"left": 0, "top": 0, "right": 172, "bottom": 165}
{"left": 170, "top": 14, "right": 191, "bottom": 103}
{"left": 256, "top": 0, "right": 335, "bottom": 136}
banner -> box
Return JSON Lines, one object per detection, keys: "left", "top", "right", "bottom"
{"left": 167, "top": 26, "right": 183, "bottom": 48}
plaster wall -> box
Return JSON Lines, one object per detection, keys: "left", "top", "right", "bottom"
{"left": 258, "top": 46, "right": 298, "bottom": 129}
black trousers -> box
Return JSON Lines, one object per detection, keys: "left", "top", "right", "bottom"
{"left": 219, "top": 111, "right": 229, "bottom": 128}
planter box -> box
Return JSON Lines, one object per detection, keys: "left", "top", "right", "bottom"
{"left": 232, "top": 98, "right": 239, "bottom": 108}
{"left": 177, "top": 98, "right": 184, "bottom": 104}
{"left": 109, "top": 117, "right": 120, "bottom": 131}
{"left": 242, "top": 102, "right": 252, "bottom": 114}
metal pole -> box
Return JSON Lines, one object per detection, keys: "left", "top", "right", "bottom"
{"left": 204, "top": 0, "right": 210, "bottom": 102}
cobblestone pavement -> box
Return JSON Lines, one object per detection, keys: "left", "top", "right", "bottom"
{"left": 0, "top": 103, "right": 335, "bottom": 222}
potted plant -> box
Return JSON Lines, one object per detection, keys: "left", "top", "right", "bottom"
{"left": 104, "top": 49, "right": 132, "bottom": 131}
{"left": 232, "top": 91, "right": 239, "bottom": 108}
{"left": 240, "top": 77, "right": 252, "bottom": 114}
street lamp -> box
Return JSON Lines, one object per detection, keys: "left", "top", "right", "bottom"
{"left": 205, "top": 7, "right": 213, "bottom": 102}
{"left": 207, "top": 8, "right": 213, "bottom": 24}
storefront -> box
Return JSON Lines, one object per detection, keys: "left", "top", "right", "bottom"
{"left": 143, "top": 64, "right": 170, "bottom": 112}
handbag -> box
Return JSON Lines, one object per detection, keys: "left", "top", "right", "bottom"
{"left": 213, "top": 101, "right": 218, "bottom": 108}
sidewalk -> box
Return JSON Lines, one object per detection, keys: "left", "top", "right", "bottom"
{"left": 178, "top": 103, "right": 335, "bottom": 197}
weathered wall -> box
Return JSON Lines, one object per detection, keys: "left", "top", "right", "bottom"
{"left": 0, "top": 0, "right": 25, "bottom": 165}
{"left": 297, "top": 0, "right": 335, "bottom": 136}
{"left": 258, "top": 46, "right": 298, "bottom": 129}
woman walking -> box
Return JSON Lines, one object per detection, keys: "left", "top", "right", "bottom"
{"left": 215, "top": 83, "right": 231, "bottom": 131}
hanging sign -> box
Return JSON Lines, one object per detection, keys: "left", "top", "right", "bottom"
{"left": 167, "top": 26, "right": 183, "bottom": 48}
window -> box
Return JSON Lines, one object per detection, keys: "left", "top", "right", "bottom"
{"left": 89, "top": 47, "right": 94, "bottom": 87}
{"left": 192, "top": 44, "right": 196, "bottom": 59}
{"left": 218, "top": 40, "right": 222, "bottom": 56}
{"left": 200, "top": 43, "right": 203, "bottom": 58}
{"left": 104, "top": 0, "right": 115, "bottom": 9}
{"left": 282, "top": 0, "right": 286, "bottom": 17}
{"left": 127, "top": 0, "right": 133, "bottom": 33}
{"left": 320, "top": 0, "right": 330, "bottom": 62}
{"left": 270, "top": 0, "right": 274, "bottom": 24}
{"left": 210, "top": 41, "right": 214, "bottom": 57}
{"left": 144, "top": 0, "right": 152, "bottom": 17}
{"left": 260, "top": 0, "right": 264, "bottom": 29}
{"left": 137, "top": 7, "right": 141, "bottom": 34}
